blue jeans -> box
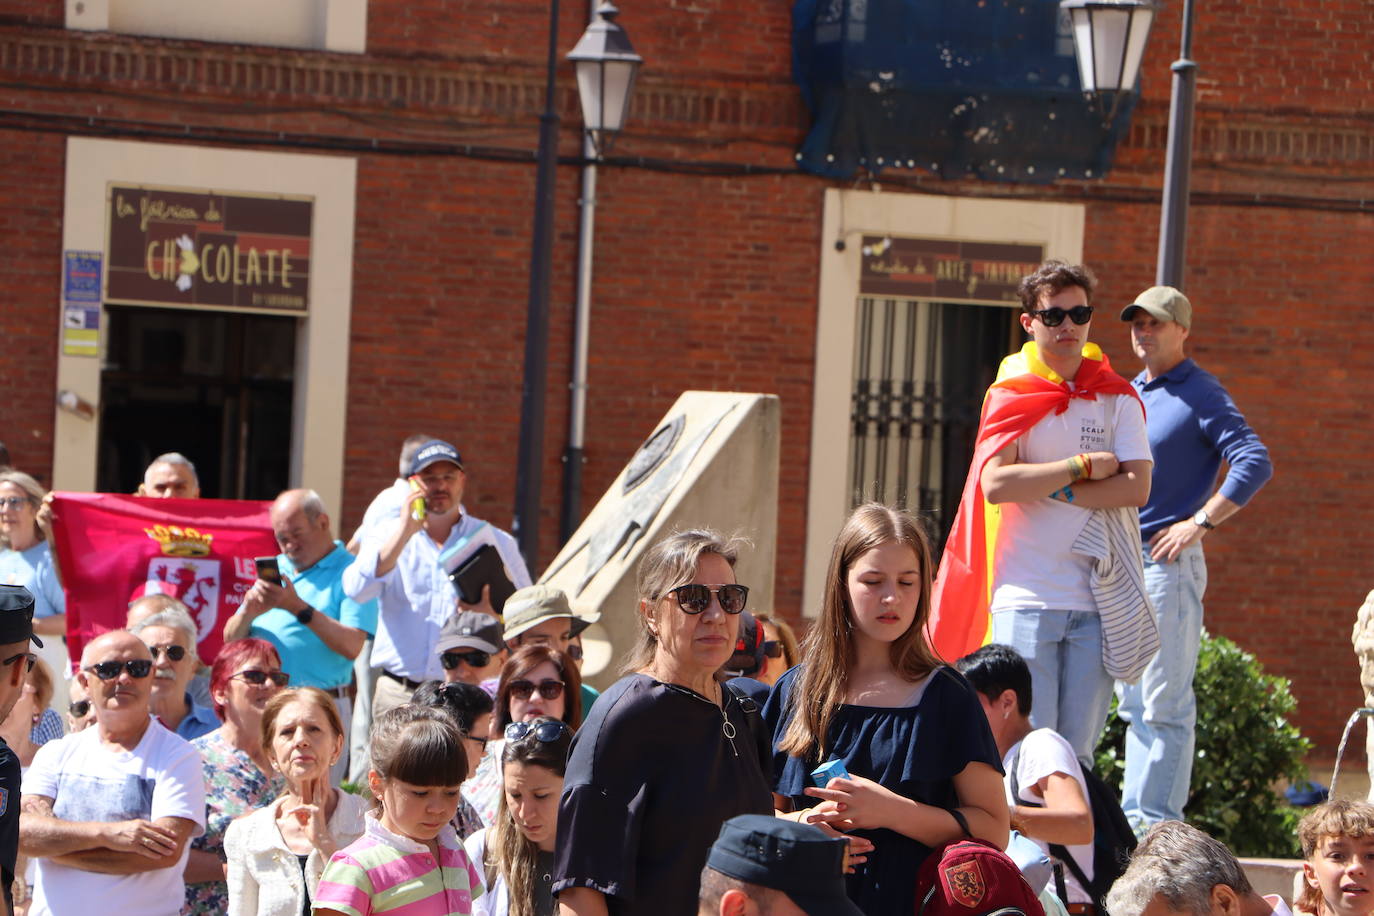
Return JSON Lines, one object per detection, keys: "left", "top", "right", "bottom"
{"left": 992, "top": 608, "right": 1115, "bottom": 761}
{"left": 1117, "top": 541, "right": 1207, "bottom": 827}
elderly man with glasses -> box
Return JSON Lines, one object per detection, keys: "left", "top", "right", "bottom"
{"left": 131, "top": 604, "right": 219, "bottom": 741}
{"left": 19, "top": 629, "right": 205, "bottom": 916}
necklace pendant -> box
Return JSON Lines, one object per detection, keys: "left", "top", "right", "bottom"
{"left": 722, "top": 713, "right": 738, "bottom": 756}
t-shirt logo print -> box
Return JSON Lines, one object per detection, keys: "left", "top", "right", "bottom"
{"left": 942, "top": 859, "right": 987, "bottom": 908}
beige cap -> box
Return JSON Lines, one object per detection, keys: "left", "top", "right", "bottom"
{"left": 1120, "top": 285, "right": 1192, "bottom": 329}
{"left": 503, "top": 584, "right": 601, "bottom": 642}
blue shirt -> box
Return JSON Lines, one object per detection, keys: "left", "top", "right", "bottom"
{"left": 176, "top": 695, "right": 221, "bottom": 741}
{"left": 1133, "top": 358, "right": 1273, "bottom": 538}
{"left": 0, "top": 542, "right": 64, "bottom": 619}
{"left": 248, "top": 542, "right": 378, "bottom": 690}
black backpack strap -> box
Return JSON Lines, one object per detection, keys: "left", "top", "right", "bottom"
{"left": 1010, "top": 744, "right": 1094, "bottom": 900}
{"left": 1047, "top": 841, "right": 1093, "bottom": 900}
{"left": 1053, "top": 861, "right": 1068, "bottom": 905}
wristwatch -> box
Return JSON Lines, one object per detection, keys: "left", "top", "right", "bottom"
{"left": 295, "top": 604, "right": 315, "bottom": 625}
{"left": 1192, "top": 509, "right": 1215, "bottom": 530}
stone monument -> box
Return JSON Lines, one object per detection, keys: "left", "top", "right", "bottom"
{"left": 1352, "top": 589, "right": 1374, "bottom": 799}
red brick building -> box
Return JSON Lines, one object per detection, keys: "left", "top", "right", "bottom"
{"left": 0, "top": 0, "right": 1370, "bottom": 754}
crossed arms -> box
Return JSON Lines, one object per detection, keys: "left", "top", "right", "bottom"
{"left": 20, "top": 795, "right": 196, "bottom": 875}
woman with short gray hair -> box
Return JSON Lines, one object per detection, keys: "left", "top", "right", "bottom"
{"left": 554, "top": 529, "right": 773, "bottom": 916}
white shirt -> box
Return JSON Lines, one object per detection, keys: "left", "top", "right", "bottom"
{"left": 344, "top": 514, "right": 530, "bottom": 681}
{"left": 24, "top": 718, "right": 206, "bottom": 916}
{"left": 992, "top": 391, "right": 1151, "bottom": 612}
{"left": 1004, "top": 728, "right": 1095, "bottom": 904}
{"left": 464, "top": 828, "right": 508, "bottom": 916}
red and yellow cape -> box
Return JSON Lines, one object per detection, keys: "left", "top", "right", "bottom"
{"left": 927, "top": 341, "right": 1144, "bottom": 662}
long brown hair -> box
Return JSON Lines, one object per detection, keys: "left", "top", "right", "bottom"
{"left": 486, "top": 715, "right": 573, "bottom": 916}
{"left": 493, "top": 645, "right": 582, "bottom": 732}
{"left": 778, "top": 503, "right": 942, "bottom": 759}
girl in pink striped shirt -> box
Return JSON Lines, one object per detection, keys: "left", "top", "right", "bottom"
{"left": 315, "top": 705, "right": 484, "bottom": 916}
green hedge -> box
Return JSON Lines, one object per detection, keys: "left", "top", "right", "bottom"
{"left": 1095, "top": 631, "right": 1311, "bottom": 858}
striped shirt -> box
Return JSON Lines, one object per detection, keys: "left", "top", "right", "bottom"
{"left": 313, "top": 813, "right": 483, "bottom": 916}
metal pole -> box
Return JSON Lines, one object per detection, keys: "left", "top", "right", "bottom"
{"left": 1155, "top": 0, "right": 1197, "bottom": 289}
{"left": 560, "top": 127, "right": 596, "bottom": 545}
{"left": 514, "top": 0, "right": 562, "bottom": 569}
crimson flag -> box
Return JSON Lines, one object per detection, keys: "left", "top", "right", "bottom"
{"left": 49, "top": 493, "right": 276, "bottom": 669}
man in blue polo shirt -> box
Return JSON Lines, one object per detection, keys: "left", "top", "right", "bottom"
{"left": 1118, "top": 287, "right": 1273, "bottom": 831}
{"left": 224, "top": 488, "right": 377, "bottom": 782}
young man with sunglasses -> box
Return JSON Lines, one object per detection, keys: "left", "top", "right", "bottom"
{"left": 1116, "top": 287, "right": 1272, "bottom": 833}
{"left": 933, "top": 259, "right": 1153, "bottom": 761}
{"left": 435, "top": 610, "right": 507, "bottom": 688}
{"left": 0, "top": 586, "right": 46, "bottom": 914}
{"left": 20, "top": 629, "right": 205, "bottom": 916}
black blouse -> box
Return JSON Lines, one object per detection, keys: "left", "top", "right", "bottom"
{"left": 552, "top": 674, "right": 772, "bottom": 916}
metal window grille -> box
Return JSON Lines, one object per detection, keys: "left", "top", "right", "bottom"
{"left": 849, "top": 297, "right": 1020, "bottom": 549}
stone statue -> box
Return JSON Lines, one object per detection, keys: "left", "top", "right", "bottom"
{"left": 1350, "top": 589, "right": 1374, "bottom": 799}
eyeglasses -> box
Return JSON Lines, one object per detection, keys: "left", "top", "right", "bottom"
{"left": 507, "top": 678, "right": 565, "bottom": 702}
{"left": 148, "top": 644, "right": 188, "bottom": 663}
{"left": 230, "top": 669, "right": 290, "bottom": 687}
{"left": 504, "top": 720, "right": 571, "bottom": 743}
{"left": 1031, "top": 305, "right": 1094, "bottom": 327}
{"left": 0, "top": 497, "right": 31, "bottom": 510}
{"left": 440, "top": 649, "right": 490, "bottom": 670}
{"left": 85, "top": 659, "right": 154, "bottom": 680}
{"left": 69, "top": 699, "right": 91, "bottom": 717}
{"left": 666, "top": 584, "right": 749, "bottom": 615}
{"left": 1, "top": 652, "right": 35, "bottom": 673}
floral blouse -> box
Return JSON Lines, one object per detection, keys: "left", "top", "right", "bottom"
{"left": 186, "top": 727, "right": 285, "bottom": 915}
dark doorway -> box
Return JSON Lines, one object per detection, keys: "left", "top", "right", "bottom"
{"left": 98, "top": 305, "right": 296, "bottom": 499}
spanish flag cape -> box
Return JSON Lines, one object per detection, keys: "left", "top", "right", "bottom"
{"left": 927, "top": 340, "right": 1144, "bottom": 662}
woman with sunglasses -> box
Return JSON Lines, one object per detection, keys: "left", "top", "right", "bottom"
{"left": 183, "top": 638, "right": 290, "bottom": 914}
{"left": 765, "top": 504, "right": 1008, "bottom": 913}
{"left": 0, "top": 470, "right": 67, "bottom": 674}
{"left": 468, "top": 646, "right": 582, "bottom": 827}
{"left": 224, "top": 686, "right": 368, "bottom": 916}
{"left": 467, "top": 715, "right": 573, "bottom": 916}
{"left": 555, "top": 529, "right": 773, "bottom": 916}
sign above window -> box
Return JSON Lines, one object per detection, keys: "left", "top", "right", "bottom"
{"left": 105, "top": 184, "right": 314, "bottom": 313}
{"left": 859, "top": 236, "right": 1044, "bottom": 304}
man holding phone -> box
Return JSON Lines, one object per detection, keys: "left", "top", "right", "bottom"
{"left": 223, "top": 489, "right": 377, "bottom": 781}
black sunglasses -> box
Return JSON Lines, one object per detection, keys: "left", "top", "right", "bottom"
{"left": 762, "top": 640, "right": 783, "bottom": 659}
{"left": 85, "top": 659, "right": 154, "bottom": 680}
{"left": 1, "top": 652, "right": 36, "bottom": 673}
{"left": 231, "top": 669, "right": 291, "bottom": 687}
{"left": 504, "top": 720, "right": 571, "bottom": 743}
{"left": 69, "top": 699, "right": 91, "bottom": 717}
{"left": 666, "top": 583, "right": 749, "bottom": 615}
{"left": 148, "top": 644, "right": 188, "bottom": 663}
{"left": 508, "top": 678, "right": 565, "bottom": 702}
{"left": 1031, "top": 305, "right": 1094, "bottom": 327}
{"left": 440, "top": 649, "right": 491, "bottom": 670}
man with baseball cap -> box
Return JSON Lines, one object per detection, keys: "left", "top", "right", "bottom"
{"left": 501, "top": 584, "right": 601, "bottom": 713}
{"left": 698, "top": 815, "right": 862, "bottom": 916}
{"left": 436, "top": 610, "right": 507, "bottom": 687}
{"left": 0, "top": 585, "right": 43, "bottom": 913}
{"left": 345, "top": 438, "right": 530, "bottom": 719}
{"left": 1118, "top": 286, "right": 1272, "bottom": 832}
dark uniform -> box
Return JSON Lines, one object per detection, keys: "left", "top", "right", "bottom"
{"left": 0, "top": 584, "right": 46, "bottom": 912}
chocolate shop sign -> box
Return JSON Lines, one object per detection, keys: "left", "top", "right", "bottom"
{"left": 105, "top": 184, "right": 314, "bottom": 312}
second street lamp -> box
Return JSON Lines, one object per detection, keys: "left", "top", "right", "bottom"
{"left": 567, "top": 2, "right": 643, "bottom": 159}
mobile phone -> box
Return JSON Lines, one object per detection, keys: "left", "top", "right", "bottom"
{"left": 254, "top": 556, "right": 283, "bottom": 585}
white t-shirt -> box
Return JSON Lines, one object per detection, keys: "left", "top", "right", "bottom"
{"left": 23, "top": 718, "right": 207, "bottom": 916}
{"left": 991, "top": 391, "right": 1151, "bottom": 612}
{"left": 1004, "top": 729, "right": 1095, "bottom": 904}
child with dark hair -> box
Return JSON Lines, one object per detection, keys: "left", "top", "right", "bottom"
{"left": 314, "top": 704, "right": 484, "bottom": 915}
{"left": 413, "top": 680, "right": 496, "bottom": 838}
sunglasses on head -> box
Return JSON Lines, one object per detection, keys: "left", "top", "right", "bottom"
{"left": 1, "top": 652, "right": 35, "bottom": 673}
{"left": 148, "top": 644, "right": 188, "bottom": 663}
{"left": 504, "top": 719, "right": 571, "bottom": 743}
{"left": 762, "top": 640, "right": 783, "bottom": 659}
{"left": 508, "top": 678, "right": 565, "bottom": 702}
{"left": 1031, "top": 305, "right": 1094, "bottom": 327}
{"left": 666, "top": 583, "right": 749, "bottom": 615}
{"left": 231, "top": 669, "right": 290, "bottom": 687}
{"left": 69, "top": 699, "right": 92, "bottom": 717}
{"left": 85, "top": 659, "right": 154, "bottom": 680}
{"left": 440, "top": 649, "right": 491, "bottom": 670}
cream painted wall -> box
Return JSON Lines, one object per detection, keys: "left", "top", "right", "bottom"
{"left": 801, "top": 189, "right": 1085, "bottom": 618}
{"left": 66, "top": 0, "right": 368, "bottom": 53}
{"left": 57, "top": 137, "right": 358, "bottom": 533}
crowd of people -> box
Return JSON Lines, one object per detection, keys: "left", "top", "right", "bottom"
{"left": 0, "top": 259, "right": 1288, "bottom": 915}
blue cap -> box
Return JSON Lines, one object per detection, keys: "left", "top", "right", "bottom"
{"left": 408, "top": 439, "right": 464, "bottom": 476}
{"left": 706, "top": 815, "right": 861, "bottom": 915}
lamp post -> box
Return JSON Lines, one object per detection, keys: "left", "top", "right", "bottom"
{"left": 1062, "top": 0, "right": 1197, "bottom": 289}
{"left": 514, "top": 1, "right": 641, "bottom": 568}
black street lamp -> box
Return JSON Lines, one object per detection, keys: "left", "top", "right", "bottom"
{"left": 1063, "top": 0, "right": 1197, "bottom": 289}
{"left": 513, "top": 2, "right": 641, "bottom": 569}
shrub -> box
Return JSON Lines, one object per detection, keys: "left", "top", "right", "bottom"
{"left": 1095, "top": 630, "right": 1311, "bottom": 858}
